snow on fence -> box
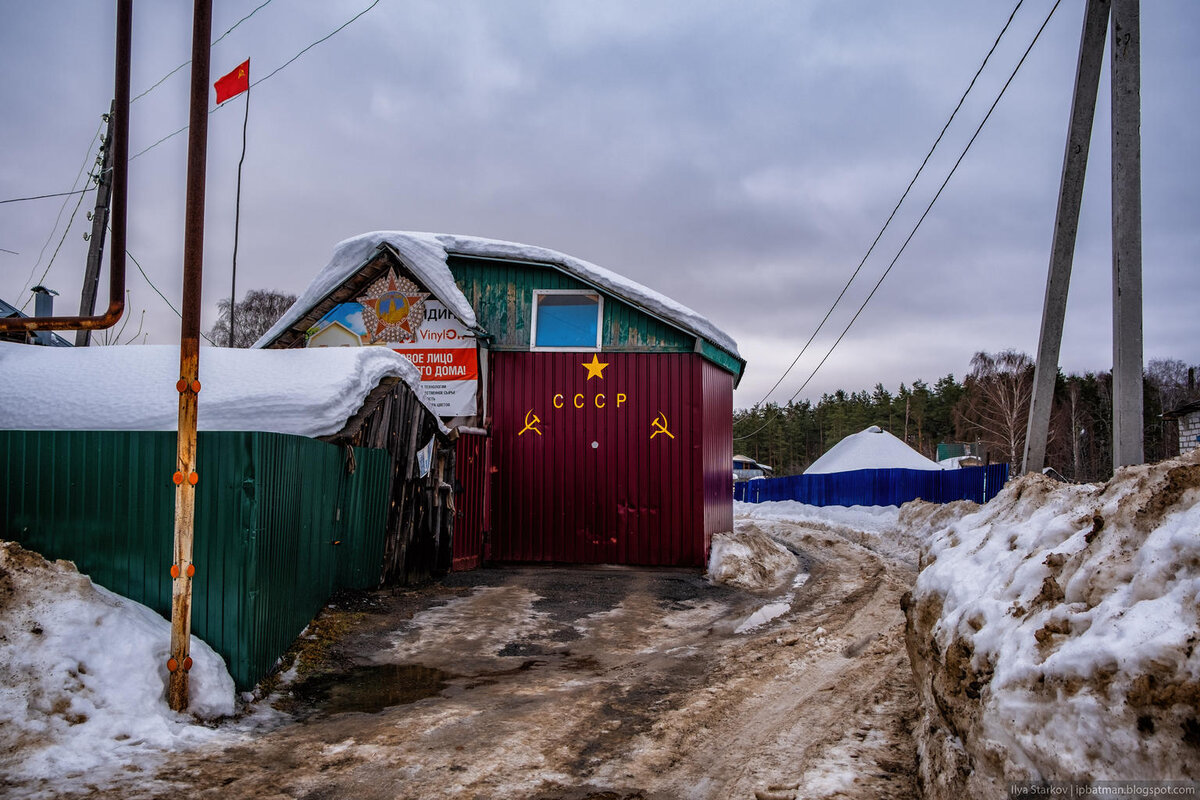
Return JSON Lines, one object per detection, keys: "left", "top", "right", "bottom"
{"left": 734, "top": 463, "right": 1010, "bottom": 507}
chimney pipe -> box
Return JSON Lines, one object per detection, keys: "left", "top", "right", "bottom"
{"left": 30, "top": 286, "right": 58, "bottom": 345}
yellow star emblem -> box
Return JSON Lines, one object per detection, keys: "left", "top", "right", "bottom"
{"left": 581, "top": 354, "right": 609, "bottom": 380}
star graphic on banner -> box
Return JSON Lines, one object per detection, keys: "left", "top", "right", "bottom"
{"left": 356, "top": 269, "right": 428, "bottom": 343}
{"left": 581, "top": 354, "right": 609, "bottom": 380}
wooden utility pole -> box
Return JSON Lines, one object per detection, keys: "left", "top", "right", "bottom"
{"left": 168, "top": 0, "right": 213, "bottom": 713}
{"left": 1022, "top": 0, "right": 1143, "bottom": 475}
{"left": 76, "top": 101, "right": 117, "bottom": 347}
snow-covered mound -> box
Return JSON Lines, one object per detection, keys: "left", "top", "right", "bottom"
{"left": 707, "top": 526, "right": 796, "bottom": 592}
{"left": 804, "top": 425, "right": 943, "bottom": 474}
{"left": 0, "top": 540, "right": 234, "bottom": 795}
{"left": 0, "top": 341, "right": 430, "bottom": 438}
{"left": 903, "top": 451, "right": 1200, "bottom": 796}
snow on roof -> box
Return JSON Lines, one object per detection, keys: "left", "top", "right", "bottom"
{"left": 0, "top": 341, "right": 435, "bottom": 438}
{"left": 803, "top": 425, "right": 944, "bottom": 474}
{"left": 255, "top": 231, "right": 740, "bottom": 358}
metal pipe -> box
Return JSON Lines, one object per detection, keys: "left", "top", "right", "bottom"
{"left": 0, "top": 1, "right": 130, "bottom": 334}
{"left": 168, "top": 0, "right": 213, "bottom": 714}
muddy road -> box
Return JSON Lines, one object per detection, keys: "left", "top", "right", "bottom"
{"left": 86, "top": 518, "right": 919, "bottom": 800}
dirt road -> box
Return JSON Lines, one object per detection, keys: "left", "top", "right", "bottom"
{"left": 83, "top": 517, "right": 919, "bottom": 800}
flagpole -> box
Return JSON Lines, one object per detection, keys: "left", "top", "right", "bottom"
{"left": 229, "top": 70, "right": 249, "bottom": 347}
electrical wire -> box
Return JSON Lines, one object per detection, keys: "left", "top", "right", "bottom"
{"left": 130, "top": 0, "right": 277, "bottom": 104}
{"left": 752, "top": 0, "right": 1026, "bottom": 410}
{"left": 127, "top": 247, "right": 218, "bottom": 345}
{"left": 0, "top": 189, "right": 92, "bottom": 206}
{"left": 130, "top": 0, "right": 382, "bottom": 161}
{"left": 735, "top": 0, "right": 1064, "bottom": 441}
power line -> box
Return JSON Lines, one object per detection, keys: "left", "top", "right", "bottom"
{"left": 127, "top": 247, "right": 218, "bottom": 346}
{"left": 3, "top": 0, "right": 280, "bottom": 205}
{"left": 131, "top": 0, "right": 277, "bottom": 104}
{"left": 736, "top": 0, "right": 1064, "bottom": 441}
{"left": 19, "top": 178, "right": 93, "bottom": 311}
{"left": 753, "top": 0, "right": 1026, "bottom": 410}
{"left": 0, "top": 188, "right": 92, "bottom": 206}
{"left": 131, "top": 0, "right": 382, "bottom": 161}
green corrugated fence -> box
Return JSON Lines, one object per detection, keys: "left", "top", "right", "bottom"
{"left": 0, "top": 429, "right": 392, "bottom": 690}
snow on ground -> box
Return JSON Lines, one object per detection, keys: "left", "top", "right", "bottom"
{"left": 0, "top": 541, "right": 235, "bottom": 798}
{"left": 0, "top": 341, "right": 434, "bottom": 438}
{"left": 905, "top": 450, "right": 1200, "bottom": 795}
{"left": 803, "top": 425, "right": 944, "bottom": 474}
{"left": 707, "top": 525, "right": 797, "bottom": 592}
{"left": 736, "top": 499, "right": 922, "bottom": 567}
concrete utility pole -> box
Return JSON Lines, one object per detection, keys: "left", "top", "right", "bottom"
{"left": 1023, "top": 0, "right": 1110, "bottom": 475}
{"left": 1110, "top": 0, "right": 1143, "bottom": 468}
{"left": 76, "top": 101, "right": 117, "bottom": 347}
{"left": 168, "top": 0, "right": 213, "bottom": 713}
{"left": 1022, "top": 0, "right": 1143, "bottom": 474}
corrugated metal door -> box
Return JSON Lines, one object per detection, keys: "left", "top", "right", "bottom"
{"left": 451, "top": 431, "right": 487, "bottom": 571}
{"left": 488, "top": 351, "right": 704, "bottom": 566}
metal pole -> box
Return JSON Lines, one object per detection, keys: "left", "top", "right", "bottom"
{"left": 76, "top": 100, "right": 117, "bottom": 347}
{"left": 168, "top": 0, "right": 213, "bottom": 713}
{"left": 1111, "top": 0, "right": 1143, "bottom": 468}
{"left": 0, "top": 2, "right": 129, "bottom": 336}
{"left": 229, "top": 78, "right": 250, "bottom": 348}
{"left": 1022, "top": 0, "right": 1110, "bottom": 474}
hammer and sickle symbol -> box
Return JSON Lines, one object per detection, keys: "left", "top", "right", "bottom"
{"left": 650, "top": 411, "right": 675, "bottom": 440}
{"left": 518, "top": 409, "right": 543, "bottom": 437}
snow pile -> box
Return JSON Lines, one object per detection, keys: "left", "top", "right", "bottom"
{"left": 0, "top": 540, "right": 234, "bottom": 795}
{"left": 737, "top": 500, "right": 916, "bottom": 565}
{"left": 804, "top": 425, "right": 944, "bottom": 474}
{"left": 0, "top": 341, "right": 432, "bottom": 438}
{"left": 256, "top": 231, "right": 740, "bottom": 359}
{"left": 904, "top": 451, "right": 1200, "bottom": 796}
{"left": 707, "top": 526, "right": 797, "bottom": 592}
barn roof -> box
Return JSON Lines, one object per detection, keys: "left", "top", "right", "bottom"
{"left": 0, "top": 341, "right": 436, "bottom": 438}
{"left": 255, "top": 231, "right": 741, "bottom": 361}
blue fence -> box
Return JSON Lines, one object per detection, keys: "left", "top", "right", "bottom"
{"left": 734, "top": 463, "right": 1010, "bottom": 507}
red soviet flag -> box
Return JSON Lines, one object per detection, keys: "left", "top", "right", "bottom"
{"left": 214, "top": 59, "right": 250, "bottom": 104}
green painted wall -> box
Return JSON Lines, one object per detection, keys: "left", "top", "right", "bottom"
{"left": 450, "top": 255, "right": 693, "bottom": 352}
{"left": 1, "top": 430, "right": 391, "bottom": 690}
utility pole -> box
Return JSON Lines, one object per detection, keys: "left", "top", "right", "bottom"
{"left": 168, "top": 0, "right": 213, "bottom": 713}
{"left": 1110, "top": 0, "right": 1143, "bottom": 468}
{"left": 76, "top": 101, "right": 117, "bottom": 347}
{"left": 1022, "top": 0, "right": 1143, "bottom": 475}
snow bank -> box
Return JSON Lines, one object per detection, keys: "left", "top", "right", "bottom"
{"left": 0, "top": 541, "right": 234, "bottom": 795}
{"left": 904, "top": 451, "right": 1200, "bottom": 795}
{"left": 707, "top": 526, "right": 796, "bottom": 592}
{"left": 256, "top": 231, "right": 740, "bottom": 358}
{"left": 736, "top": 499, "right": 919, "bottom": 566}
{"left": 804, "top": 425, "right": 944, "bottom": 474}
{"left": 0, "top": 341, "right": 432, "bottom": 438}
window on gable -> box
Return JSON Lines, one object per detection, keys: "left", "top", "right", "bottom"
{"left": 531, "top": 291, "right": 603, "bottom": 350}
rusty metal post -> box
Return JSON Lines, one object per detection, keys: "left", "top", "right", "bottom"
{"left": 0, "top": 2, "right": 129, "bottom": 336}
{"left": 168, "top": 0, "right": 213, "bottom": 713}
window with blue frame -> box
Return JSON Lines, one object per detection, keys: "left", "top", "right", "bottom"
{"left": 532, "top": 291, "right": 602, "bottom": 349}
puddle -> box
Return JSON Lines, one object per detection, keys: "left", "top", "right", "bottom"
{"left": 292, "top": 664, "right": 452, "bottom": 714}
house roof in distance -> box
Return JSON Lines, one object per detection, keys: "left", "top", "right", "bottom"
{"left": 255, "top": 231, "right": 741, "bottom": 362}
{"left": 804, "top": 425, "right": 944, "bottom": 474}
{"left": 0, "top": 341, "right": 434, "bottom": 438}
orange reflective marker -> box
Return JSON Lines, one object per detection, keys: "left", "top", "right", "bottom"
{"left": 187, "top": 472, "right": 199, "bottom": 486}
{"left": 182, "top": 657, "right": 193, "bottom": 671}
{"left": 191, "top": 380, "right": 201, "bottom": 393}
{"left": 170, "top": 564, "right": 180, "bottom": 578}
{"left": 176, "top": 378, "right": 188, "bottom": 393}
{"left": 167, "top": 658, "right": 179, "bottom": 673}
{"left": 173, "top": 471, "right": 185, "bottom": 485}
{"left": 186, "top": 564, "right": 195, "bottom": 577}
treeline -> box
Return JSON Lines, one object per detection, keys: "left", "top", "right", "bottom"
{"left": 733, "top": 352, "right": 1199, "bottom": 483}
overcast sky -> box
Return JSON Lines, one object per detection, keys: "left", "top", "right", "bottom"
{"left": 2, "top": 0, "right": 1197, "bottom": 409}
